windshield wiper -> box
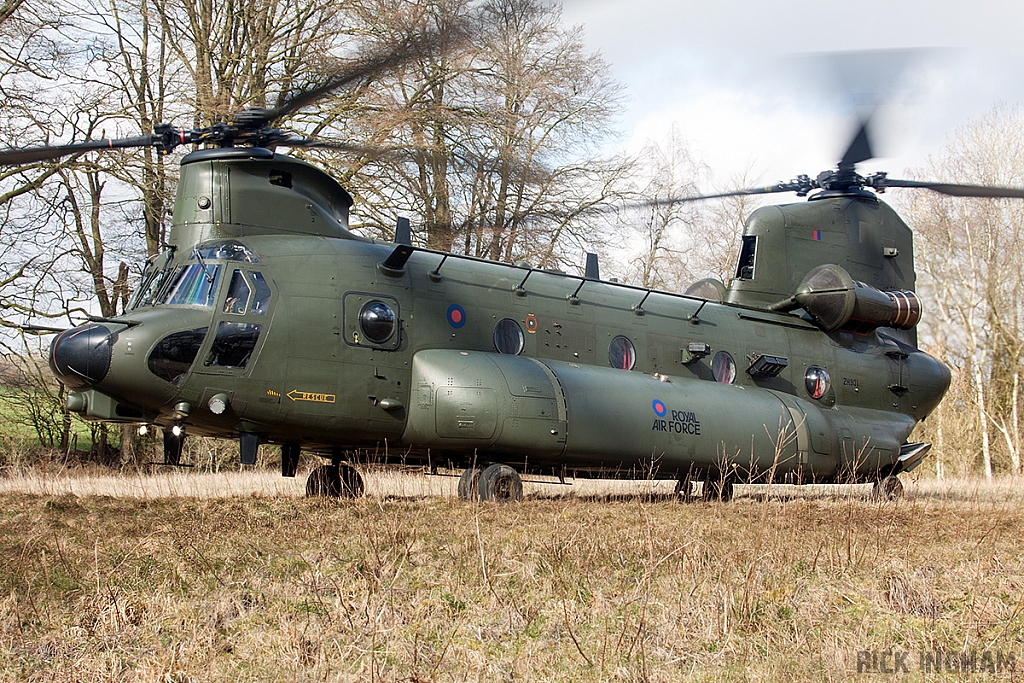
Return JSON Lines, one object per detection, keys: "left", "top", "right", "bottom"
{"left": 192, "top": 247, "right": 215, "bottom": 283}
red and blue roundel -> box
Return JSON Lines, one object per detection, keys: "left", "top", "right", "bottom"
{"left": 447, "top": 303, "right": 466, "bottom": 329}
{"left": 652, "top": 399, "right": 667, "bottom": 417}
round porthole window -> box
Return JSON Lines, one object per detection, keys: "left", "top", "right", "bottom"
{"left": 493, "top": 318, "right": 524, "bottom": 355}
{"left": 712, "top": 351, "right": 736, "bottom": 384}
{"left": 805, "top": 365, "right": 831, "bottom": 399}
{"left": 609, "top": 335, "right": 636, "bottom": 370}
{"left": 358, "top": 301, "right": 396, "bottom": 344}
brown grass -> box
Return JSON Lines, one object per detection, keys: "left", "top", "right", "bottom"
{"left": 1, "top": 471, "right": 1023, "bottom": 681}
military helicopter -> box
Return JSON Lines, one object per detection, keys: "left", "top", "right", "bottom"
{"left": 6, "top": 35, "right": 1024, "bottom": 503}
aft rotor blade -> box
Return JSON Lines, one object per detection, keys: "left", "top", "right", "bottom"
{"left": 624, "top": 182, "right": 808, "bottom": 209}
{"left": 0, "top": 135, "right": 156, "bottom": 166}
{"left": 838, "top": 119, "right": 874, "bottom": 169}
{"left": 878, "top": 178, "right": 1024, "bottom": 198}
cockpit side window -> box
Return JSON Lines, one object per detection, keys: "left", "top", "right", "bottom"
{"left": 162, "top": 264, "right": 222, "bottom": 307}
{"left": 224, "top": 270, "right": 251, "bottom": 314}
{"left": 249, "top": 272, "right": 271, "bottom": 315}
{"left": 736, "top": 236, "right": 756, "bottom": 280}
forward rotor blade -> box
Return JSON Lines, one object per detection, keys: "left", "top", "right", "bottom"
{"left": 271, "top": 23, "right": 466, "bottom": 122}
{"left": 276, "top": 136, "right": 396, "bottom": 157}
{"left": 0, "top": 135, "right": 156, "bottom": 166}
{"left": 877, "top": 178, "right": 1024, "bottom": 198}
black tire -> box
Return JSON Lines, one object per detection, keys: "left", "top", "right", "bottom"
{"left": 338, "top": 464, "right": 365, "bottom": 497}
{"left": 306, "top": 465, "right": 340, "bottom": 497}
{"left": 675, "top": 475, "right": 694, "bottom": 503}
{"left": 702, "top": 476, "right": 734, "bottom": 502}
{"left": 458, "top": 467, "right": 482, "bottom": 501}
{"left": 477, "top": 463, "right": 523, "bottom": 503}
{"left": 872, "top": 475, "right": 903, "bottom": 501}
{"left": 305, "top": 464, "right": 364, "bottom": 498}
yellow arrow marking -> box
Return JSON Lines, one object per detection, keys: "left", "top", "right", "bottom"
{"left": 287, "top": 390, "right": 336, "bottom": 404}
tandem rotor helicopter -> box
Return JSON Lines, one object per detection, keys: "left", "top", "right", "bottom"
{"left": 5, "top": 32, "right": 1024, "bottom": 502}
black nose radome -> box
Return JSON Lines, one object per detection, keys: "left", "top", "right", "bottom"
{"left": 49, "top": 324, "right": 112, "bottom": 388}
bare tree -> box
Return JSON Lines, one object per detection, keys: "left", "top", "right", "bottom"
{"left": 906, "top": 105, "right": 1024, "bottom": 478}
{"left": 333, "top": 0, "right": 625, "bottom": 266}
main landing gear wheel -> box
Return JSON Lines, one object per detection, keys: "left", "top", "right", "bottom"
{"left": 477, "top": 463, "right": 523, "bottom": 503}
{"left": 702, "top": 476, "right": 734, "bottom": 502}
{"left": 458, "top": 467, "right": 482, "bottom": 501}
{"left": 305, "top": 463, "right": 364, "bottom": 498}
{"left": 872, "top": 475, "right": 904, "bottom": 501}
{"left": 675, "top": 475, "right": 695, "bottom": 503}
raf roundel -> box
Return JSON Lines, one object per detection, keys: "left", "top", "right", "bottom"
{"left": 447, "top": 303, "right": 467, "bottom": 329}
{"left": 652, "top": 399, "right": 667, "bottom": 417}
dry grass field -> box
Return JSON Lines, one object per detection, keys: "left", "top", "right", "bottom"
{"left": 1, "top": 468, "right": 1022, "bottom": 682}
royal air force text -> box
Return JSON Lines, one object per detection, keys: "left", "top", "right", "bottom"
{"left": 653, "top": 410, "right": 701, "bottom": 435}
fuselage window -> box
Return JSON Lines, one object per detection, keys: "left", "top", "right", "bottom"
{"left": 358, "top": 301, "right": 397, "bottom": 344}
{"left": 493, "top": 318, "right": 524, "bottom": 355}
{"left": 249, "top": 272, "right": 271, "bottom": 315}
{"left": 224, "top": 269, "right": 251, "bottom": 314}
{"left": 205, "top": 321, "right": 262, "bottom": 368}
{"left": 609, "top": 335, "right": 636, "bottom": 370}
{"left": 712, "top": 351, "right": 736, "bottom": 384}
{"left": 162, "top": 264, "right": 222, "bottom": 307}
{"left": 805, "top": 365, "right": 831, "bottom": 399}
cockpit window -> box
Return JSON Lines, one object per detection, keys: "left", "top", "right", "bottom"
{"left": 193, "top": 240, "right": 259, "bottom": 263}
{"left": 162, "top": 264, "right": 222, "bottom": 307}
{"left": 249, "top": 272, "right": 271, "bottom": 315}
{"left": 205, "top": 321, "right": 262, "bottom": 368}
{"left": 736, "top": 236, "right": 756, "bottom": 280}
{"left": 224, "top": 270, "right": 251, "bottom": 314}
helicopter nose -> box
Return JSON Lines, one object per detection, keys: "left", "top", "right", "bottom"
{"left": 49, "top": 324, "right": 113, "bottom": 389}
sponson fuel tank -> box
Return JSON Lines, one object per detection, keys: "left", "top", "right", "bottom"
{"left": 404, "top": 349, "right": 865, "bottom": 479}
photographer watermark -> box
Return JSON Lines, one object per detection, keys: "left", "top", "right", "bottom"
{"left": 855, "top": 650, "right": 1017, "bottom": 675}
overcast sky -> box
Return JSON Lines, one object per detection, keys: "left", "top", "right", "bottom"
{"left": 560, "top": 0, "right": 1024, "bottom": 192}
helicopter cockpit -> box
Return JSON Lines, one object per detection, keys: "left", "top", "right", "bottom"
{"left": 133, "top": 240, "right": 273, "bottom": 385}
{"left": 45, "top": 238, "right": 276, "bottom": 412}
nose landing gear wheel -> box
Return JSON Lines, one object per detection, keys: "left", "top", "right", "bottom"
{"left": 305, "top": 463, "right": 364, "bottom": 498}
{"left": 477, "top": 463, "right": 523, "bottom": 503}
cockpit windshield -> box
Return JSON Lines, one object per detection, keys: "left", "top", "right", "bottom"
{"left": 128, "top": 249, "right": 176, "bottom": 310}
{"left": 128, "top": 241, "right": 259, "bottom": 311}
{"left": 161, "top": 264, "right": 223, "bottom": 307}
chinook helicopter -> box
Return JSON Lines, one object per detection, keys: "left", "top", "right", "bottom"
{"left": 6, "top": 36, "right": 1024, "bottom": 503}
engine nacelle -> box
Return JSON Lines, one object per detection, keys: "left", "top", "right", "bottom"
{"left": 791, "top": 264, "right": 922, "bottom": 333}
